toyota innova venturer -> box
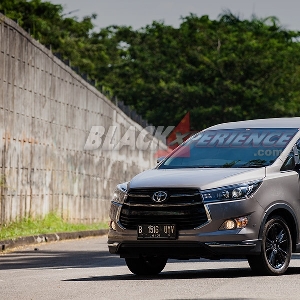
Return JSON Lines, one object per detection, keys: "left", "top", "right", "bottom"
{"left": 108, "top": 118, "right": 300, "bottom": 276}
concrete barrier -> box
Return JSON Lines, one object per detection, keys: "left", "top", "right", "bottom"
{"left": 0, "top": 14, "right": 166, "bottom": 224}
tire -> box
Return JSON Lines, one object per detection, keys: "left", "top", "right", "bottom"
{"left": 248, "top": 216, "right": 292, "bottom": 275}
{"left": 125, "top": 256, "right": 167, "bottom": 275}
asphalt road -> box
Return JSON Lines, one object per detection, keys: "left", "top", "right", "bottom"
{"left": 1, "top": 236, "right": 300, "bottom": 300}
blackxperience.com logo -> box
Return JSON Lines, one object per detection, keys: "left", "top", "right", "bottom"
{"left": 84, "top": 112, "right": 194, "bottom": 157}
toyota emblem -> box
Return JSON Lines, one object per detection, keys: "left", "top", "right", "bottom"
{"left": 152, "top": 191, "right": 168, "bottom": 203}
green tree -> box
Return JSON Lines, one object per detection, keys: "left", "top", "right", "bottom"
{"left": 0, "top": 0, "right": 100, "bottom": 77}
{"left": 100, "top": 13, "right": 300, "bottom": 129}
{"left": 2, "top": 2, "right": 300, "bottom": 130}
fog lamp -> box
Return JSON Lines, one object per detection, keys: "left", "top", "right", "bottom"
{"left": 221, "top": 220, "right": 236, "bottom": 230}
{"left": 219, "top": 216, "right": 249, "bottom": 230}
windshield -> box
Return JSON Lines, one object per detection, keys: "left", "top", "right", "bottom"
{"left": 159, "top": 128, "right": 298, "bottom": 169}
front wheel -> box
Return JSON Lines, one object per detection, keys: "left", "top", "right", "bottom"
{"left": 248, "top": 216, "right": 292, "bottom": 275}
{"left": 125, "top": 256, "right": 167, "bottom": 275}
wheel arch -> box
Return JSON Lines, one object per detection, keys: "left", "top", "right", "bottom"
{"left": 258, "top": 203, "right": 299, "bottom": 252}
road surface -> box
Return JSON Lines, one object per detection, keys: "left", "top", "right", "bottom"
{"left": 1, "top": 235, "right": 300, "bottom": 300}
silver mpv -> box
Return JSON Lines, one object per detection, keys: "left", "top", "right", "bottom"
{"left": 108, "top": 118, "right": 300, "bottom": 276}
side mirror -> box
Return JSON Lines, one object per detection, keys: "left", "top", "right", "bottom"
{"left": 156, "top": 156, "right": 165, "bottom": 164}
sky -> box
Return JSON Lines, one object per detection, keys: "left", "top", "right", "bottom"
{"left": 49, "top": 0, "right": 300, "bottom": 31}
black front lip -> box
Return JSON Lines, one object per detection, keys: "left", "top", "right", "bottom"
{"left": 108, "top": 240, "right": 262, "bottom": 259}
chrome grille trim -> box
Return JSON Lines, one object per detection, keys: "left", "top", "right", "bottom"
{"left": 119, "top": 188, "right": 208, "bottom": 230}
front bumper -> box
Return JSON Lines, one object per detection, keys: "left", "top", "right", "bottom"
{"left": 108, "top": 191, "right": 265, "bottom": 259}
{"left": 108, "top": 239, "right": 262, "bottom": 259}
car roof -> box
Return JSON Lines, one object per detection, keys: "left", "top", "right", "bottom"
{"left": 206, "top": 117, "right": 300, "bottom": 130}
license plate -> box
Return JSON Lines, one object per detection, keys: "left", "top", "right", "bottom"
{"left": 137, "top": 224, "right": 177, "bottom": 239}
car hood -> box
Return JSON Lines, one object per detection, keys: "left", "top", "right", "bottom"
{"left": 128, "top": 168, "right": 266, "bottom": 190}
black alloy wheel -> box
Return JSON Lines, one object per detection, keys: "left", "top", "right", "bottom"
{"left": 248, "top": 216, "right": 292, "bottom": 275}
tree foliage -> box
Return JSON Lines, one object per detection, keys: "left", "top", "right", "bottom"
{"left": 102, "top": 14, "right": 300, "bottom": 129}
{"left": 2, "top": 1, "right": 300, "bottom": 130}
{"left": 0, "top": 0, "right": 100, "bottom": 75}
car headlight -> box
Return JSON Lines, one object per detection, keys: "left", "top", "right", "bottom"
{"left": 112, "top": 182, "right": 128, "bottom": 204}
{"left": 201, "top": 180, "right": 262, "bottom": 203}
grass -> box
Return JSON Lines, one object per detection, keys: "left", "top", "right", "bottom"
{"left": 0, "top": 213, "right": 109, "bottom": 240}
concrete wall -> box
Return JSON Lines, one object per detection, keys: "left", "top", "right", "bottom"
{"left": 0, "top": 15, "right": 165, "bottom": 224}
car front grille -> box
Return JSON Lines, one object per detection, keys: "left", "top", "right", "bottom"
{"left": 119, "top": 188, "right": 208, "bottom": 230}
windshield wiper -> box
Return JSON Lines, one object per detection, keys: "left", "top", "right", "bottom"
{"left": 241, "top": 165, "right": 265, "bottom": 168}
{"left": 185, "top": 166, "right": 219, "bottom": 168}
{"left": 240, "top": 159, "right": 267, "bottom": 168}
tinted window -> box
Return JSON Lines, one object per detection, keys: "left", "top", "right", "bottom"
{"left": 281, "top": 139, "right": 300, "bottom": 171}
{"left": 159, "top": 128, "right": 298, "bottom": 169}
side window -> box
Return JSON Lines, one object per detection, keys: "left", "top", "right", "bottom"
{"left": 297, "top": 141, "right": 300, "bottom": 157}
{"left": 281, "top": 140, "right": 300, "bottom": 171}
{"left": 281, "top": 151, "right": 295, "bottom": 171}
